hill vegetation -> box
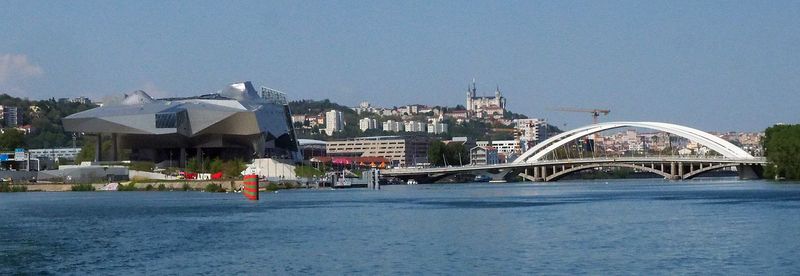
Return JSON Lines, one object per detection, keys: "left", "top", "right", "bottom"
{"left": 0, "top": 94, "right": 97, "bottom": 151}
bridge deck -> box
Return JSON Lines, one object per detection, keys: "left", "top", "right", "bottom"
{"left": 383, "top": 157, "right": 766, "bottom": 176}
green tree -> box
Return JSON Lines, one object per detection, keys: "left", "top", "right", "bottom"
{"left": 427, "top": 140, "right": 469, "bottom": 166}
{"left": 209, "top": 157, "right": 224, "bottom": 173}
{"left": 427, "top": 140, "right": 446, "bottom": 166}
{"left": 0, "top": 129, "right": 25, "bottom": 150}
{"left": 764, "top": 124, "right": 800, "bottom": 180}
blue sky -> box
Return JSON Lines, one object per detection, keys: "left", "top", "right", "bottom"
{"left": 1, "top": 0, "right": 798, "bottom": 131}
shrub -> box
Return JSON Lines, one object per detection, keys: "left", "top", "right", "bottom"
{"left": 71, "top": 183, "right": 96, "bottom": 191}
{"left": 266, "top": 182, "right": 279, "bottom": 191}
{"left": 157, "top": 184, "right": 166, "bottom": 191}
{"left": 145, "top": 184, "right": 154, "bottom": 191}
{"left": 117, "top": 182, "right": 138, "bottom": 191}
{"left": 182, "top": 183, "right": 191, "bottom": 191}
{"left": 0, "top": 182, "right": 27, "bottom": 192}
{"left": 204, "top": 183, "right": 226, "bottom": 193}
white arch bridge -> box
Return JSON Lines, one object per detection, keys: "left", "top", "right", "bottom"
{"left": 383, "top": 122, "right": 766, "bottom": 183}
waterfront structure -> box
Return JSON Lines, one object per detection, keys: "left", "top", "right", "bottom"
{"left": 404, "top": 121, "right": 426, "bottom": 132}
{"left": 382, "top": 120, "right": 404, "bottom": 132}
{"left": 63, "top": 81, "right": 302, "bottom": 166}
{"left": 324, "top": 110, "right": 344, "bottom": 136}
{"left": 325, "top": 136, "right": 431, "bottom": 167}
{"left": 359, "top": 118, "right": 378, "bottom": 132}
{"left": 465, "top": 80, "right": 506, "bottom": 117}
{"left": 470, "top": 146, "right": 499, "bottom": 165}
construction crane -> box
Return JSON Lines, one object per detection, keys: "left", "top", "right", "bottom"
{"left": 553, "top": 108, "right": 611, "bottom": 124}
{"left": 553, "top": 107, "right": 611, "bottom": 155}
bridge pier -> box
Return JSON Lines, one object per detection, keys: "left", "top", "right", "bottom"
{"left": 738, "top": 164, "right": 763, "bottom": 180}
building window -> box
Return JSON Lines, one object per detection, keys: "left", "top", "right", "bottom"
{"left": 155, "top": 112, "right": 177, "bottom": 128}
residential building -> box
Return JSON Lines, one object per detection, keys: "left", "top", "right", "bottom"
{"left": 291, "top": 114, "right": 307, "bottom": 125}
{"left": 427, "top": 119, "right": 448, "bottom": 135}
{"left": 476, "top": 140, "right": 520, "bottom": 157}
{"left": 404, "top": 121, "right": 426, "bottom": 132}
{"left": 359, "top": 118, "right": 378, "bottom": 132}
{"left": 324, "top": 110, "right": 344, "bottom": 136}
{"left": 325, "top": 136, "right": 431, "bottom": 167}
{"left": 514, "top": 118, "right": 547, "bottom": 147}
{"left": 470, "top": 146, "right": 499, "bottom": 165}
{"left": 3, "top": 106, "right": 22, "bottom": 127}
{"left": 382, "top": 120, "right": 404, "bottom": 132}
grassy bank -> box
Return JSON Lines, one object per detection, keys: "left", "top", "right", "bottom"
{"left": 0, "top": 182, "right": 28, "bottom": 192}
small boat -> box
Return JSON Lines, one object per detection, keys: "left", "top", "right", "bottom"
{"left": 333, "top": 176, "right": 352, "bottom": 188}
{"left": 474, "top": 175, "right": 491, "bottom": 182}
{"left": 406, "top": 179, "right": 418, "bottom": 185}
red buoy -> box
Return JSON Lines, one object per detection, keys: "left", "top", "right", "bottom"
{"left": 243, "top": 174, "right": 259, "bottom": 200}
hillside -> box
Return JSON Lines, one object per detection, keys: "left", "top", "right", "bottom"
{"left": 0, "top": 94, "right": 97, "bottom": 150}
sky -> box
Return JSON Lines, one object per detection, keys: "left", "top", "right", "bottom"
{"left": 1, "top": 0, "right": 798, "bottom": 132}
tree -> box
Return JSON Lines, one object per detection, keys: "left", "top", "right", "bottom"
{"left": 764, "top": 124, "right": 800, "bottom": 180}
{"left": 0, "top": 129, "right": 25, "bottom": 150}
{"left": 427, "top": 140, "right": 469, "bottom": 166}
{"left": 428, "top": 140, "right": 446, "bottom": 166}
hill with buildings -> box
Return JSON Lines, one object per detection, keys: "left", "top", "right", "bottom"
{"left": 0, "top": 94, "right": 96, "bottom": 151}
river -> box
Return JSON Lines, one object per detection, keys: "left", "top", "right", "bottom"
{"left": 2, "top": 178, "right": 799, "bottom": 274}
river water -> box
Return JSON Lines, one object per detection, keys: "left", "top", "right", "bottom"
{"left": 2, "top": 179, "right": 799, "bottom": 274}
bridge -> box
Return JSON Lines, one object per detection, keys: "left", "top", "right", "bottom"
{"left": 382, "top": 121, "right": 767, "bottom": 183}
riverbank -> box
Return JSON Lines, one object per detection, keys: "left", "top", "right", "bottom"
{"left": 7, "top": 178, "right": 316, "bottom": 192}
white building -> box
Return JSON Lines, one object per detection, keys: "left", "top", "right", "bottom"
{"left": 324, "top": 110, "right": 344, "bottom": 136}
{"left": 28, "top": 148, "right": 82, "bottom": 161}
{"left": 514, "top": 118, "right": 546, "bottom": 147}
{"left": 465, "top": 80, "right": 506, "bottom": 116}
{"left": 383, "top": 120, "right": 404, "bottom": 132}
{"left": 404, "top": 121, "right": 426, "bottom": 132}
{"left": 470, "top": 146, "right": 499, "bottom": 165}
{"left": 427, "top": 119, "right": 448, "bottom": 135}
{"left": 359, "top": 118, "right": 378, "bottom": 132}
{"left": 476, "top": 140, "right": 520, "bottom": 157}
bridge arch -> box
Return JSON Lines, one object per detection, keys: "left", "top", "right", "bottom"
{"left": 545, "top": 163, "right": 674, "bottom": 182}
{"left": 681, "top": 163, "right": 737, "bottom": 180}
{"left": 515, "top": 121, "right": 753, "bottom": 164}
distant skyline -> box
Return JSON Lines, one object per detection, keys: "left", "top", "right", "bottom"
{"left": 2, "top": 1, "right": 799, "bottom": 131}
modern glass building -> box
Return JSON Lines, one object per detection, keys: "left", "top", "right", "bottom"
{"left": 63, "top": 81, "right": 301, "bottom": 167}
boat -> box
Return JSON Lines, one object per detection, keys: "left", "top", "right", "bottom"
{"left": 474, "top": 175, "right": 491, "bottom": 182}
{"left": 406, "top": 179, "right": 418, "bottom": 185}
{"left": 333, "top": 174, "right": 352, "bottom": 188}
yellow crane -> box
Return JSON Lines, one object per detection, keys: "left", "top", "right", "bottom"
{"left": 553, "top": 108, "right": 611, "bottom": 124}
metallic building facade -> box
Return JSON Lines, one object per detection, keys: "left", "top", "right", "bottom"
{"left": 63, "top": 81, "right": 301, "bottom": 166}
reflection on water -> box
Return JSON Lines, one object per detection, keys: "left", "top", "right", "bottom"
{"left": 1, "top": 179, "right": 799, "bottom": 274}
